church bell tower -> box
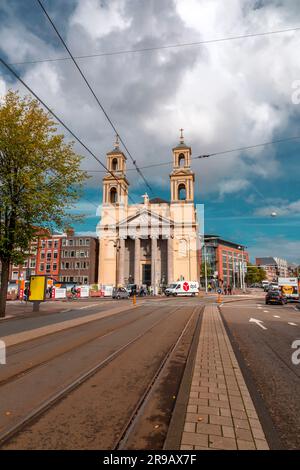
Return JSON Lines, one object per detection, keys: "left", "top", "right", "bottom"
{"left": 103, "top": 135, "right": 129, "bottom": 206}
{"left": 170, "top": 129, "right": 195, "bottom": 203}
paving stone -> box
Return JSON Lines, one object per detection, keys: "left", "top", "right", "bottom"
{"left": 208, "top": 436, "right": 237, "bottom": 450}
{"left": 252, "top": 427, "right": 266, "bottom": 440}
{"left": 255, "top": 439, "right": 269, "bottom": 450}
{"left": 237, "top": 440, "right": 256, "bottom": 450}
{"left": 186, "top": 413, "right": 208, "bottom": 424}
{"left": 196, "top": 422, "right": 222, "bottom": 436}
{"left": 234, "top": 418, "right": 250, "bottom": 430}
{"left": 235, "top": 427, "right": 254, "bottom": 442}
{"left": 209, "top": 415, "right": 233, "bottom": 427}
{"left": 184, "top": 422, "right": 196, "bottom": 433}
{"left": 181, "top": 432, "right": 209, "bottom": 447}
{"left": 197, "top": 405, "right": 220, "bottom": 416}
{"left": 222, "top": 426, "right": 235, "bottom": 438}
{"left": 186, "top": 405, "right": 197, "bottom": 413}
{"left": 180, "top": 445, "right": 194, "bottom": 450}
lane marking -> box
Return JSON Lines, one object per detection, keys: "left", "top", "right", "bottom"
{"left": 288, "top": 322, "right": 297, "bottom": 326}
{"left": 249, "top": 318, "right": 267, "bottom": 330}
{"left": 79, "top": 304, "right": 99, "bottom": 310}
{"left": 273, "top": 315, "right": 280, "bottom": 318}
{"left": 263, "top": 310, "right": 269, "bottom": 313}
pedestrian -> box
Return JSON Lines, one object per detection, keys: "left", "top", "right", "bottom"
{"left": 224, "top": 285, "right": 227, "bottom": 295}
{"left": 24, "top": 286, "right": 29, "bottom": 301}
{"left": 228, "top": 285, "right": 232, "bottom": 295}
{"left": 208, "top": 283, "right": 212, "bottom": 293}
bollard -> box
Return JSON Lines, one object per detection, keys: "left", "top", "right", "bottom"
{"left": 217, "top": 294, "right": 222, "bottom": 304}
{"left": 133, "top": 294, "right": 136, "bottom": 306}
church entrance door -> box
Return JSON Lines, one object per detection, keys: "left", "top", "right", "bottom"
{"left": 142, "top": 264, "right": 151, "bottom": 286}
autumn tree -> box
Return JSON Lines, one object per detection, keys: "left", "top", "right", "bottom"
{"left": 0, "top": 90, "right": 87, "bottom": 317}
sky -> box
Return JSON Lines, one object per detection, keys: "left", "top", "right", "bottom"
{"left": 0, "top": 0, "right": 300, "bottom": 263}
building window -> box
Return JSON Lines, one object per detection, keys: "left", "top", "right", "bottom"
{"left": 53, "top": 264, "right": 57, "bottom": 271}
{"left": 12, "top": 271, "right": 18, "bottom": 280}
{"left": 178, "top": 153, "right": 185, "bottom": 167}
{"left": 178, "top": 183, "right": 186, "bottom": 201}
{"left": 109, "top": 187, "right": 118, "bottom": 204}
{"left": 69, "top": 239, "right": 73, "bottom": 246}
{"left": 46, "top": 264, "right": 51, "bottom": 273}
{"left": 47, "top": 240, "right": 52, "bottom": 248}
{"left": 70, "top": 251, "right": 75, "bottom": 257}
{"left": 112, "top": 158, "right": 118, "bottom": 171}
{"left": 80, "top": 252, "right": 85, "bottom": 258}
{"left": 65, "top": 262, "right": 70, "bottom": 269}
{"left": 54, "top": 240, "right": 58, "bottom": 248}
{"left": 40, "top": 264, "right": 44, "bottom": 272}
{"left": 53, "top": 251, "right": 58, "bottom": 259}
{"left": 41, "top": 240, "right": 46, "bottom": 249}
{"left": 30, "top": 259, "right": 36, "bottom": 268}
{"left": 79, "top": 239, "right": 83, "bottom": 246}
{"left": 47, "top": 252, "right": 52, "bottom": 260}
{"left": 62, "top": 239, "right": 66, "bottom": 246}
{"left": 85, "top": 239, "right": 90, "bottom": 246}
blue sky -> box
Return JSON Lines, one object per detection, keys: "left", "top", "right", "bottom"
{"left": 1, "top": 0, "right": 300, "bottom": 263}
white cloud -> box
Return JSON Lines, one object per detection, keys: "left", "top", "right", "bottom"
{"left": 219, "top": 178, "right": 250, "bottom": 196}
{"left": 254, "top": 198, "right": 300, "bottom": 216}
{"left": 1, "top": 0, "right": 300, "bottom": 198}
{"left": 249, "top": 236, "right": 300, "bottom": 264}
{"left": 69, "top": 0, "right": 130, "bottom": 39}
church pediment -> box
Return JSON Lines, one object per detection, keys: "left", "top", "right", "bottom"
{"left": 118, "top": 209, "right": 173, "bottom": 228}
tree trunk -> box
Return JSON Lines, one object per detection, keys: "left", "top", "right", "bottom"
{"left": 0, "top": 259, "right": 10, "bottom": 318}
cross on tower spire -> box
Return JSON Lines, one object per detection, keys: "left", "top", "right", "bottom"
{"left": 179, "top": 128, "right": 184, "bottom": 144}
{"left": 114, "top": 134, "right": 120, "bottom": 149}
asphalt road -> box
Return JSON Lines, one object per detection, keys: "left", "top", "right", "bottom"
{"left": 0, "top": 298, "right": 203, "bottom": 449}
{"left": 220, "top": 298, "right": 300, "bottom": 449}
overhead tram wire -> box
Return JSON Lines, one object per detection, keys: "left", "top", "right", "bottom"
{"left": 9, "top": 26, "right": 300, "bottom": 66}
{"left": 0, "top": 56, "right": 135, "bottom": 204}
{"left": 37, "top": 0, "right": 153, "bottom": 196}
{"left": 85, "top": 132, "right": 300, "bottom": 173}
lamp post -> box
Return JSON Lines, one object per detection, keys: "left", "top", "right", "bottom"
{"left": 238, "top": 245, "right": 246, "bottom": 293}
{"left": 114, "top": 239, "right": 120, "bottom": 288}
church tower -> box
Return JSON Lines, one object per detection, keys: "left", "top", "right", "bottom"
{"left": 170, "top": 129, "right": 194, "bottom": 203}
{"left": 102, "top": 135, "right": 129, "bottom": 206}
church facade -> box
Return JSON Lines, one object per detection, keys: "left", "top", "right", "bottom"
{"left": 97, "top": 133, "right": 200, "bottom": 292}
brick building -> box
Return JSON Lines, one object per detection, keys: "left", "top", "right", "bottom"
{"left": 202, "top": 235, "right": 249, "bottom": 288}
{"left": 59, "top": 231, "right": 99, "bottom": 285}
{"left": 35, "top": 234, "right": 62, "bottom": 279}
{"left": 255, "top": 257, "right": 288, "bottom": 282}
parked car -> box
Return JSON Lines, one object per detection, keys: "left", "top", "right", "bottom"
{"left": 266, "top": 290, "right": 287, "bottom": 305}
{"left": 112, "top": 287, "right": 130, "bottom": 300}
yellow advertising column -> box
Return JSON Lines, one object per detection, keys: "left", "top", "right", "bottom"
{"left": 29, "top": 275, "right": 47, "bottom": 312}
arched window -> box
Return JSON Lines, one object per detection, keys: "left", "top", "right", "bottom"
{"left": 178, "top": 183, "right": 186, "bottom": 201}
{"left": 112, "top": 158, "right": 118, "bottom": 171}
{"left": 178, "top": 153, "right": 185, "bottom": 167}
{"left": 110, "top": 187, "right": 118, "bottom": 203}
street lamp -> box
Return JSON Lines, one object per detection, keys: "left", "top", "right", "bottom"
{"left": 238, "top": 245, "right": 246, "bottom": 293}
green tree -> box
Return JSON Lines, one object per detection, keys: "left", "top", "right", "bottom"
{"left": 0, "top": 90, "right": 87, "bottom": 317}
{"left": 245, "top": 264, "right": 266, "bottom": 285}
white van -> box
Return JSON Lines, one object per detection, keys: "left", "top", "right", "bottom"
{"left": 165, "top": 281, "right": 199, "bottom": 297}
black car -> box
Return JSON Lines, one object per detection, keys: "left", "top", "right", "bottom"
{"left": 265, "top": 290, "right": 287, "bottom": 305}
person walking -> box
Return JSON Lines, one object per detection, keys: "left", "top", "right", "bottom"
{"left": 228, "top": 284, "right": 232, "bottom": 295}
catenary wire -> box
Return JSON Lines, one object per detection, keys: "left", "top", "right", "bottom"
{"left": 0, "top": 55, "right": 136, "bottom": 204}
{"left": 37, "top": 0, "right": 153, "bottom": 195}
{"left": 9, "top": 26, "right": 300, "bottom": 66}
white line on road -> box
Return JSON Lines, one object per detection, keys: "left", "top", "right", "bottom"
{"left": 249, "top": 318, "right": 267, "bottom": 330}
{"left": 79, "top": 304, "right": 99, "bottom": 310}
{"left": 288, "top": 322, "right": 297, "bottom": 326}
{"left": 273, "top": 315, "right": 280, "bottom": 318}
{"left": 263, "top": 310, "right": 269, "bottom": 313}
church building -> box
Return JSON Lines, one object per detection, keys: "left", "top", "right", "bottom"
{"left": 97, "top": 132, "right": 200, "bottom": 292}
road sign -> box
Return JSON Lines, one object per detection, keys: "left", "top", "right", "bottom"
{"left": 217, "top": 288, "right": 222, "bottom": 294}
{"left": 29, "top": 275, "right": 47, "bottom": 302}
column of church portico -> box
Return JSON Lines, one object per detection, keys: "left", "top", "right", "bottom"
{"left": 118, "top": 237, "right": 125, "bottom": 286}
{"left": 151, "top": 237, "right": 158, "bottom": 294}
{"left": 167, "top": 237, "right": 174, "bottom": 284}
{"left": 134, "top": 238, "right": 141, "bottom": 286}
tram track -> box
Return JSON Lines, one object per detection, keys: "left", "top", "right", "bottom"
{"left": 0, "top": 304, "right": 197, "bottom": 449}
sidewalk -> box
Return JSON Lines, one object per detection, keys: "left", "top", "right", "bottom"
{"left": 180, "top": 304, "right": 269, "bottom": 450}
